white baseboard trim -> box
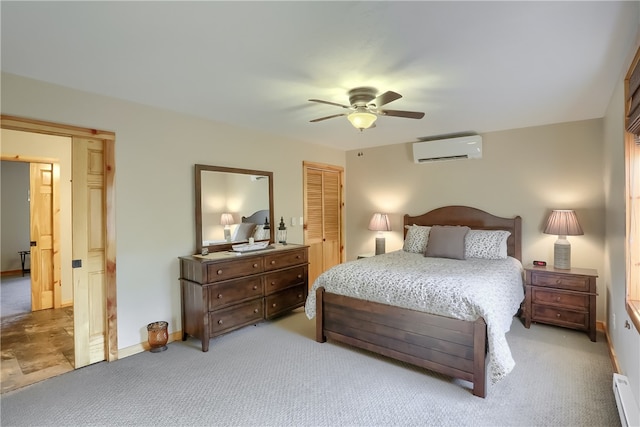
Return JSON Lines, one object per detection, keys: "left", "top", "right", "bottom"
{"left": 117, "top": 330, "right": 183, "bottom": 359}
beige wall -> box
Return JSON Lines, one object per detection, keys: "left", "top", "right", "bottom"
{"left": 1, "top": 72, "right": 345, "bottom": 350}
{"left": 1, "top": 129, "right": 73, "bottom": 304}
{"left": 345, "top": 119, "right": 606, "bottom": 320}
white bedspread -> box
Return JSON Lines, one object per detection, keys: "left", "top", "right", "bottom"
{"left": 305, "top": 250, "right": 525, "bottom": 383}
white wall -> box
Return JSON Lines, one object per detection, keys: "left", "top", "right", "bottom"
{"left": 1, "top": 72, "right": 345, "bottom": 350}
{"left": 1, "top": 161, "right": 30, "bottom": 271}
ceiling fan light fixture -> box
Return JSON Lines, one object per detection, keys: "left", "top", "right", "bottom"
{"left": 347, "top": 110, "right": 377, "bottom": 131}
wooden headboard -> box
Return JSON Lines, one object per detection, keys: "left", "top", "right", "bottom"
{"left": 242, "top": 209, "right": 270, "bottom": 226}
{"left": 404, "top": 206, "right": 522, "bottom": 261}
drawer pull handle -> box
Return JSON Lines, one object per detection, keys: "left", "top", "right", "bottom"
{"left": 556, "top": 297, "right": 561, "bottom": 302}
{"left": 253, "top": 285, "right": 258, "bottom": 290}
{"left": 217, "top": 294, "right": 223, "bottom": 299}
{"left": 297, "top": 274, "right": 302, "bottom": 279}
{"left": 254, "top": 309, "right": 259, "bottom": 313}
{"left": 272, "top": 303, "right": 277, "bottom": 307}
{"left": 218, "top": 320, "right": 223, "bottom": 325}
{"left": 217, "top": 269, "right": 223, "bottom": 275}
{"left": 271, "top": 260, "right": 276, "bottom": 265}
{"left": 298, "top": 294, "right": 303, "bottom": 298}
{"left": 556, "top": 313, "right": 561, "bottom": 318}
{"left": 296, "top": 255, "right": 301, "bottom": 259}
{"left": 555, "top": 279, "right": 561, "bottom": 284}
{"left": 253, "top": 263, "right": 258, "bottom": 268}
{"left": 271, "top": 281, "right": 276, "bottom": 286}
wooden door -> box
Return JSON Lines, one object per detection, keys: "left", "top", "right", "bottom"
{"left": 72, "top": 137, "right": 107, "bottom": 367}
{"left": 29, "top": 162, "right": 60, "bottom": 310}
{"left": 303, "top": 162, "right": 343, "bottom": 287}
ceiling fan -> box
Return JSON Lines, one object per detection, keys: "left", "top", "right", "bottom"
{"left": 309, "top": 87, "right": 425, "bottom": 131}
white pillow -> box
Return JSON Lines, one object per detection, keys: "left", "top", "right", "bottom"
{"left": 403, "top": 225, "right": 431, "bottom": 253}
{"left": 464, "top": 230, "right": 511, "bottom": 259}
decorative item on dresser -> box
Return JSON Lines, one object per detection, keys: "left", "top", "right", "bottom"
{"left": 523, "top": 264, "right": 598, "bottom": 341}
{"left": 179, "top": 244, "right": 308, "bottom": 352}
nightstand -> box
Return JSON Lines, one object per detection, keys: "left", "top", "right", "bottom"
{"left": 357, "top": 253, "right": 375, "bottom": 259}
{"left": 523, "top": 265, "right": 598, "bottom": 341}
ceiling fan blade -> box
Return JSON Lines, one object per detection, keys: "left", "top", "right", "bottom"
{"left": 371, "top": 91, "right": 402, "bottom": 108}
{"left": 379, "top": 109, "right": 425, "bottom": 119}
{"left": 310, "top": 113, "right": 347, "bottom": 123}
{"left": 308, "top": 99, "right": 351, "bottom": 109}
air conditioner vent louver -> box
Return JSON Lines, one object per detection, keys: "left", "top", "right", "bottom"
{"left": 413, "top": 135, "right": 482, "bottom": 163}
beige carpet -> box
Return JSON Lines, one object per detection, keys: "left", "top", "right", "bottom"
{"left": 0, "top": 275, "right": 31, "bottom": 318}
{"left": 0, "top": 308, "right": 619, "bottom": 426}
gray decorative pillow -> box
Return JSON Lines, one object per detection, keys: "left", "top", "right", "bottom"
{"left": 424, "top": 225, "right": 470, "bottom": 260}
{"left": 403, "top": 225, "right": 431, "bottom": 253}
{"left": 465, "top": 230, "right": 511, "bottom": 259}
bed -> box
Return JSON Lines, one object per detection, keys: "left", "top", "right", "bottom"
{"left": 305, "top": 205, "right": 523, "bottom": 397}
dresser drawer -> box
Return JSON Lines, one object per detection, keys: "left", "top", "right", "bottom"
{"left": 209, "top": 299, "right": 264, "bottom": 335}
{"left": 264, "top": 248, "right": 307, "bottom": 272}
{"left": 531, "top": 288, "right": 589, "bottom": 310}
{"left": 529, "top": 271, "right": 590, "bottom": 292}
{"left": 206, "top": 257, "right": 263, "bottom": 283}
{"left": 264, "top": 265, "right": 307, "bottom": 295}
{"left": 531, "top": 304, "right": 588, "bottom": 330}
{"left": 208, "top": 277, "right": 263, "bottom": 310}
{"left": 265, "top": 284, "right": 306, "bottom": 318}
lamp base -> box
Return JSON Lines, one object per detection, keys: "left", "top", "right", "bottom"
{"left": 554, "top": 239, "right": 571, "bottom": 270}
{"left": 375, "top": 237, "right": 386, "bottom": 255}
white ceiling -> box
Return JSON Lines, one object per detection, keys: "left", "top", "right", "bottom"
{"left": 1, "top": 1, "right": 638, "bottom": 151}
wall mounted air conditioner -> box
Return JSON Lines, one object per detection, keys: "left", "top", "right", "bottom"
{"left": 613, "top": 373, "right": 640, "bottom": 427}
{"left": 412, "top": 135, "right": 482, "bottom": 163}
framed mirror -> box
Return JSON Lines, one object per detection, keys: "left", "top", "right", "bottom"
{"left": 195, "top": 165, "right": 274, "bottom": 254}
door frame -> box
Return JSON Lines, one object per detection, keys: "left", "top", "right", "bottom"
{"left": 1, "top": 114, "right": 118, "bottom": 362}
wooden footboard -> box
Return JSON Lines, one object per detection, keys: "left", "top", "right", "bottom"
{"left": 316, "top": 287, "right": 488, "bottom": 397}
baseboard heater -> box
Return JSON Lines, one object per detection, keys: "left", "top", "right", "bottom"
{"left": 613, "top": 373, "right": 640, "bottom": 427}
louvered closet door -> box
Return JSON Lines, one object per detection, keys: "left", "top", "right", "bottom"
{"left": 304, "top": 163, "right": 343, "bottom": 287}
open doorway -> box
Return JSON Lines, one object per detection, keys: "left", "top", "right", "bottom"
{"left": 1, "top": 160, "right": 32, "bottom": 317}
{"left": 1, "top": 158, "right": 74, "bottom": 393}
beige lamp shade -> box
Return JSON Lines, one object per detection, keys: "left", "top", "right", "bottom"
{"left": 543, "top": 210, "right": 583, "bottom": 236}
{"left": 368, "top": 213, "right": 391, "bottom": 231}
{"left": 220, "top": 213, "right": 234, "bottom": 226}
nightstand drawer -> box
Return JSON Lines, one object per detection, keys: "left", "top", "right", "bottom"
{"left": 531, "top": 304, "right": 588, "bottom": 330}
{"left": 531, "top": 288, "right": 589, "bottom": 310}
{"left": 529, "top": 271, "right": 590, "bottom": 292}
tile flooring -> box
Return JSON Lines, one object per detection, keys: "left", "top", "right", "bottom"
{"left": 1, "top": 276, "right": 74, "bottom": 394}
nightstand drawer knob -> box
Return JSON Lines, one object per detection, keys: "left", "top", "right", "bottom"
{"left": 555, "top": 279, "right": 562, "bottom": 284}
{"left": 272, "top": 303, "right": 277, "bottom": 308}
{"left": 253, "top": 285, "right": 258, "bottom": 290}
{"left": 217, "top": 269, "right": 223, "bottom": 275}
{"left": 556, "top": 313, "right": 561, "bottom": 318}
{"left": 253, "top": 263, "right": 259, "bottom": 268}
{"left": 271, "top": 260, "right": 276, "bottom": 265}
{"left": 218, "top": 319, "right": 223, "bottom": 325}
{"left": 217, "top": 294, "right": 223, "bottom": 299}
{"left": 556, "top": 297, "right": 561, "bottom": 302}
{"left": 254, "top": 308, "right": 259, "bottom": 313}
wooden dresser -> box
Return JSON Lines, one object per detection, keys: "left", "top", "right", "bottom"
{"left": 179, "top": 244, "right": 308, "bottom": 351}
{"left": 523, "top": 265, "right": 598, "bottom": 341}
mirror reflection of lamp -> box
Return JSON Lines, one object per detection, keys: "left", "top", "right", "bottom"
{"left": 220, "top": 213, "right": 234, "bottom": 242}
{"left": 368, "top": 213, "right": 391, "bottom": 255}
